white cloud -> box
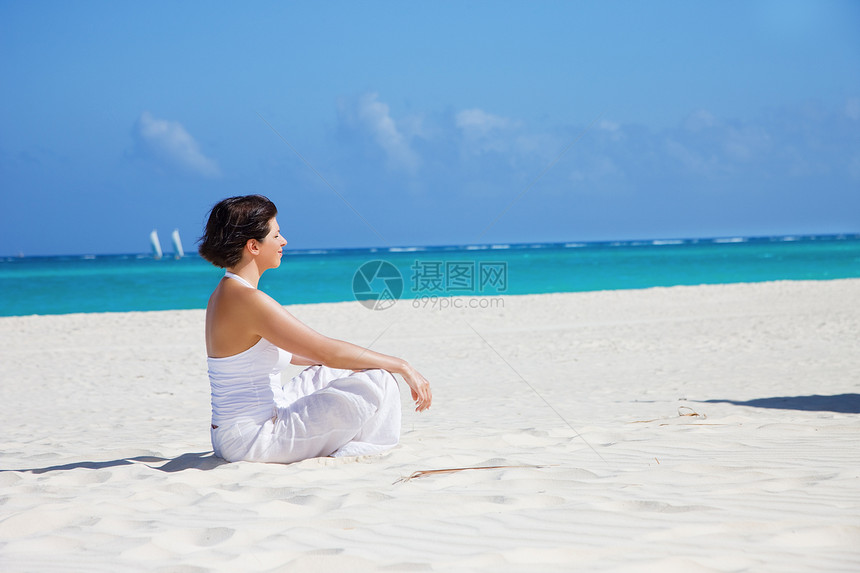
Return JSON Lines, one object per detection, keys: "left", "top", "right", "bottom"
{"left": 664, "top": 138, "right": 722, "bottom": 175}
{"left": 455, "top": 108, "right": 515, "bottom": 135}
{"left": 356, "top": 93, "right": 419, "bottom": 170}
{"left": 598, "top": 119, "right": 620, "bottom": 132}
{"left": 135, "top": 111, "right": 220, "bottom": 177}
{"left": 455, "top": 108, "right": 524, "bottom": 156}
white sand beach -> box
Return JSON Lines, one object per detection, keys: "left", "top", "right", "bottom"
{"left": 1, "top": 279, "right": 859, "bottom": 572}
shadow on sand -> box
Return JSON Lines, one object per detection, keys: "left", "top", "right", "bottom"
{"left": 2, "top": 451, "right": 227, "bottom": 474}
{"left": 701, "top": 393, "right": 860, "bottom": 414}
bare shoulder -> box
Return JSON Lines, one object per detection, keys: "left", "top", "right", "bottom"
{"left": 219, "top": 281, "right": 300, "bottom": 326}
{"left": 206, "top": 281, "right": 273, "bottom": 356}
{"left": 209, "top": 278, "right": 317, "bottom": 355}
{"left": 245, "top": 284, "right": 289, "bottom": 315}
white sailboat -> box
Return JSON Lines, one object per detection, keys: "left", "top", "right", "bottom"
{"left": 171, "top": 229, "right": 185, "bottom": 259}
{"left": 150, "top": 229, "right": 163, "bottom": 260}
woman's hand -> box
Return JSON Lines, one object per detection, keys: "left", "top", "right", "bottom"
{"left": 400, "top": 363, "right": 432, "bottom": 412}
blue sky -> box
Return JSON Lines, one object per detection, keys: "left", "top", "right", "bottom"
{"left": 1, "top": 1, "right": 859, "bottom": 256}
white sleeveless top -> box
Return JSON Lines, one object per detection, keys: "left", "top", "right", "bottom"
{"left": 207, "top": 272, "right": 293, "bottom": 426}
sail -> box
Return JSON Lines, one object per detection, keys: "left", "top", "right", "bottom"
{"left": 171, "top": 229, "right": 184, "bottom": 259}
{"left": 150, "top": 229, "right": 163, "bottom": 259}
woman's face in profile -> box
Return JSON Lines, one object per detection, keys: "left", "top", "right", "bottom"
{"left": 260, "top": 217, "right": 287, "bottom": 269}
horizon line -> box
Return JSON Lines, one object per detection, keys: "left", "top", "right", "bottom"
{"left": 3, "top": 231, "right": 859, "bottom": 260}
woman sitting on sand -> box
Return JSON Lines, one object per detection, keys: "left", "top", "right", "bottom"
{"left": 198, "top": 194, "right": 431, "bottom": 463}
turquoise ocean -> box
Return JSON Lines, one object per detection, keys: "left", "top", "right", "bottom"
{"left": 1, "top": 234, "right": 859, "bottom": 317}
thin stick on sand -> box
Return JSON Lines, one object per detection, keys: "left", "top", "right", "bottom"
{"left": 394, "top": 464, "right": 551, "bottom": 484}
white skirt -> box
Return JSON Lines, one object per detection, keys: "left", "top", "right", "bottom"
{"left": 211, "top": 366, "right": 401, "bottom": 463}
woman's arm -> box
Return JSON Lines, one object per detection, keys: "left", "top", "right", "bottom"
{"left": 251, "top": 290, "right": 432, "bottom": 411}
{"left": 290, "top": 354, "right": 320, "bottom": 366}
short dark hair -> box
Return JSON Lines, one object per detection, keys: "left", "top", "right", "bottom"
{"left": 198, "top": 195, "right": 278, "bottom": 268}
